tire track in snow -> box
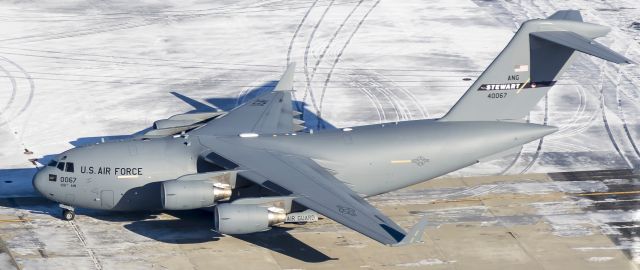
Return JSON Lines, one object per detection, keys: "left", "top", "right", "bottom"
{"left": 286, "top": 0, "right": 319, "bottom": 65}
{"left": 367, "top": 68, "right": 429, "bottom": 119}
{"left": 521, "top": 95, "right": 548, "bottom": 174}
{"left": 0, "top": 61, "right": 17, "bottom": 118}
{"left": 1, "top": 57, "right": 35, "bottom": 119}
{"left": 317, "top": 0, "right": 382, "bottom": 127}
{"left": 352, "top": 79, "right": 385, "bottom": 123}
{"left": 578, "top": 5, "right": 639, "bottom": 168}
{"left": 286, "top": 0, "right": 319, "bottom": 111}
{"left": 304, "top": 0, "right": 364, "bottom": 122}
{"left": 607, "top": 41, "right": 640, "bottom": 162}
{"left": 301, "top": 0, "right": 336, "bottom": 114}
{"left": 599, "top": 65, "right": 633, "bottom": 168}
{"left": 0, "top": 57, "right": 34, "bottom": 128}
{"left": 365, "top": 76, "right": 404, "bottom": 122}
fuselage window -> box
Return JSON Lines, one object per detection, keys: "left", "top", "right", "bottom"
{"left": 66, "top": 162, "right": 74, "bottom": 173}
{"left": 57, "top": 162, "right": 65, "bottom": 171}
{"left": 47, "top": 160, "right": 57, "bottom": 167}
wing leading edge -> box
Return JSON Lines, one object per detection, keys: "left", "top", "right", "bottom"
{"left": 209, "top": 138, "right": 407, "bottom": 245}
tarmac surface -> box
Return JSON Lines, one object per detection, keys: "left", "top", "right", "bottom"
{"left": 0, "top": 169, "right": 638, "bottom": 270}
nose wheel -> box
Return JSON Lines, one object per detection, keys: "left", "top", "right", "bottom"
{"left": 62, "top": 209, "right": 75, "bottom": 221}
{"left": 59, "top": 204, "right": 75, "bottom": 221}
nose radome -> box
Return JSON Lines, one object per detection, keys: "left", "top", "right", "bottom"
{"left": 32, "top": 169, "right": 46, "bottom": 196}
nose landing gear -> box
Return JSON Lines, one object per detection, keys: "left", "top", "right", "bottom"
{"left": 59, "top": 204, "right": 75, "bottom": 221}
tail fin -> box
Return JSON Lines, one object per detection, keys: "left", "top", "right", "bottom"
{"left": 440, "top": 10, "right": 632, "bottom": 122}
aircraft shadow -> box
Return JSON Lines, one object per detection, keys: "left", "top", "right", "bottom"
{"left": 124, "top": 210, "right": 222, "bottom": 244}
{"left": 67, "top": 82, "right": 335, "bottom": 150}
{"left": 0, "top": 196, "right": 335, "bottom": 263}
{"left": 0, "top": 168, "right": 39, "bottom": 198}
{"left": 0, "top": 197, "right": 56, "bottom": 217}
{"left": 124, "top": 209, "right": 335, "bottom": 262}
{"left": 233, "top": 227, "right": 337, "bottom": 263}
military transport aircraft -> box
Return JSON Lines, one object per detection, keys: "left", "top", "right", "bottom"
{"left": 32, "top": 10, "right": 632, "bottom": 246}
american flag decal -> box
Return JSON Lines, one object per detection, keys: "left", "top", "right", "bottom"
{"left": 514, "top": 64, "right": 529, "bottom": 72}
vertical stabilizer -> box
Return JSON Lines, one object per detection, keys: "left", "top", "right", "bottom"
{"left": 440, "top": 10, "right": 632, "bottom": 122}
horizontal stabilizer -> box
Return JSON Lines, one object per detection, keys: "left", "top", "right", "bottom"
{"left": 531, "top": 31, "right": 633, "bottom": 64}
{"left": 548, "top": 10, "right": 583, "bottom": 22}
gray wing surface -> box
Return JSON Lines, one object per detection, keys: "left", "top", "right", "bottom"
{"left": 211, "top": 138, "right": 407, "bottom": 245}
{"left": 190, "top": 63, "right": 302, "bottom": 136}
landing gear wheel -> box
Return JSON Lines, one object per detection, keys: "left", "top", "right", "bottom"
{"left": 62, "top": 209, "right": 75, "bottom": 221}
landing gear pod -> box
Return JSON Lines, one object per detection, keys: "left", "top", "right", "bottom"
{"left": 161, "top": 180, "right": 232, "bottom": 210}
{"left": 213, "top": 204, "right": 286, "bottom": 234}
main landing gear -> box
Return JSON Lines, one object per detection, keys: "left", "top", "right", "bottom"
{"left": 60, "top": 204, "right": 75, "bottom": 221}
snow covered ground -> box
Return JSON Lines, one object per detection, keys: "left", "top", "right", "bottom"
{"left": 0, "top": 0, "right": 639, "bottom": 187}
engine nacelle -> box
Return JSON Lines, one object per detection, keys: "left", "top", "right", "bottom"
{"left": 161, "top": 180, "right": 232, "bottom": 210}
{"left": 153, "top": 119, "right": 201, "bottom": 130}
{"left": 214, "top": 204, "right": 286, "bottom": 234}
{"left": 153, "top": 112, "right": 225, "bottom": 129}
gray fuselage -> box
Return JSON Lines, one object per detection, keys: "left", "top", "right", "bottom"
{"left": 32, "top": 120, "right": 555, "bottom": 211}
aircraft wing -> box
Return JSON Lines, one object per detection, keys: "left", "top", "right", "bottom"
{"left": 210, "top": 138, "right": 407, "bottom": 245}
{"left": 190, "top": 63, "right": 303, "bottom": 136}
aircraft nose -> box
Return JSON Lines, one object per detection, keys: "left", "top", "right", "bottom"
{"left": 32, "top": 169, "right": 47, "bottom": 196}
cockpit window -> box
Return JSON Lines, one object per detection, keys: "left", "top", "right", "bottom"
{"left": 57, "top": 162, "right": 65, "bottom": 171}
{"left": 65, "top": 162, "right": 74, "bottom": 173}
{"left": 47, "top": 160, "right": 57, "bottom": 167}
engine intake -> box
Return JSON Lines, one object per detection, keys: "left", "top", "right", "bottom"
{"left": 161, "top": 180, "right": 232, "bottom": 210}
{"left": 214, "top": 204, "right": 286, "bottom": 234}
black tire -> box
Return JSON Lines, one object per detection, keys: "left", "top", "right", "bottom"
{"left": 62, "top": 209, "right": 75, "bottom": 221}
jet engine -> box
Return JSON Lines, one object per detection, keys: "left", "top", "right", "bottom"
{"left": 161, "top": 180, "right": 232, "bottom": 210}
{"left": 143, "top": 112, "right": 225, "bottom": 138}
{"left": 213, "top": 204, "right": 286, "bottom": 234}
{"left": 152, "top": 112, "right": 225, "bottom": 129}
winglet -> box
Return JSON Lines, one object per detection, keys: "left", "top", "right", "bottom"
{"left": 391, "top": 215, "right": 429, "bottom": 247}
{"left": 274, "top": 62, "right": 296, "bottom": 91}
